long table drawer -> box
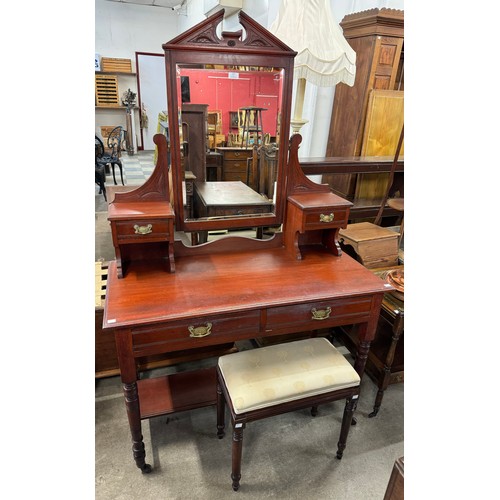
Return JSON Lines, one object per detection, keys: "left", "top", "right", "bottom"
{"left": 265, "top": 296, "right": 372, "bottom": 333}
{"left": 131, "top": 310, "right": 260, "bottom": 356}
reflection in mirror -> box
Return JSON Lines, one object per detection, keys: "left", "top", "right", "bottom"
{"left": 175, "top": 64, "right": 284, "bottom": 226}
{"left": 163, "top": 10, "right": 296, "bottom": 244}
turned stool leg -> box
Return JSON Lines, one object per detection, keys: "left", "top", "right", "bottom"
{"left": 231, "top": 422, "right": 245, "bottom": 491}
{"left": 336, "top": 394, "right": 359, "bottom": 459}
{"left": 216, "top": 381, "right": 226, "bottom": 439}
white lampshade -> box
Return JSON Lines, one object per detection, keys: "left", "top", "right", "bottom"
{"left": 269, "top": 0, "right": 356, "bottom": 87}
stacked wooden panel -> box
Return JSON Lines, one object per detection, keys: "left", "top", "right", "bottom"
{"left": 95, "top": 74, "right": 119, "bottom": 107}
{"left": 101, "top": 57, "right": 132, "bottom": 73}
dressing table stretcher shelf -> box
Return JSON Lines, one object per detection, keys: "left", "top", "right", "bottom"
{"left": 138, "top": 367, "right": 217, "bottom": 419}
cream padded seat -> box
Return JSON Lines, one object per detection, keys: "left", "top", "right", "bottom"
{"left": 216, "top": 337, "right": 361, "bottom": 491}
{"left": 218, "top": 337, "right": 360, "bottom": 414}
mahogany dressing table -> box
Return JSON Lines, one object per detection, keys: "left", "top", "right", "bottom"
{"left": 104, "top": 10, "right": 390, "bottom": 473}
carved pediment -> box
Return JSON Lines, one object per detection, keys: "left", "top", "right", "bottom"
{"left": 163, "top": 9, "right": 296, "bottom": 56}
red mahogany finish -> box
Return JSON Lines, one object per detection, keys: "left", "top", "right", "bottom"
{"left": 104, "top": 244, "right": 387, "bottom": 472}
{"left": 103, "top": 10, "right": 390, "bottom": 474}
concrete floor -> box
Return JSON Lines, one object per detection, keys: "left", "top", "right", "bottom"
{"left": 95, "top": 162, "right": 404, "bottom": 499}
{"left": 95, "top": 351, "right": 403, "bottom": 499}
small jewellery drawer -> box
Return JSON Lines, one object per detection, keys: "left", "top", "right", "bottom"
{"left": 303, "top": 208, "right": 349, "bottom": 230}
{"left": 114, "top": 219, "right": 172, "bottom": 242}
{"left": 131, "top": 310, "right": 261, "bottom": 356}
{"left": 265, "top": 296, "right": 372, "bottom": 333}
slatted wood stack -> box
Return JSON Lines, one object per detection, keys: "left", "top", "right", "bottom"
{"left": 95, "top": 74, "right": 119, "bottom": 106}
{"left": 95, "top": 261, "right": 108, "bottom": 308}
{"left": 100, "top": 57, "right": 132, "bottom": 73}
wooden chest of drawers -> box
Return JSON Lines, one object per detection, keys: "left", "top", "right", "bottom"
{"left": 216, "top": 147, "right": 253, "bottom": 187}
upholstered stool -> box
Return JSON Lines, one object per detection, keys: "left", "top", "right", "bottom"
{"left": 216, "top": 337, "right": 361, "bottom": 491}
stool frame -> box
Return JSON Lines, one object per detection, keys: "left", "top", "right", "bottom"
{"left": 216, "top": 365, "right": 360, "bottom": 491}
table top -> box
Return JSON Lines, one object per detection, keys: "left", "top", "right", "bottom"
{"left": 108, "top": 200, "right": 174, "bottom": 219}
{"left": 103, "top": 246, "right": 389, "bottom": 330}
{"left": 194, "top": 181, "right": 270, "bottom": 207}
{"left": 215, "top": 147, "right": 253, "bottom": 152}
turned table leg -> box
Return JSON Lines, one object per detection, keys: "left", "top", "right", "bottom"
{"left": 369, "top": 312, "right": 404, "bottom": 418}
{"left": 123, "top": 382, "right": 152, "bottom": 473}
{"left": 114, "top": 330, "right": 151, "bottom": 473}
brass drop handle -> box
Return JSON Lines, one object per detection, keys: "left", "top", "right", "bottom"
{"left": 311, "top": 307, "right": 332, "bottom": 320}
{"left": 134, "top": 224, "right": 153, "bottom": 235}
{"left": 188, "top": 322, "right": 213, "bottom": 338}
{"left": 319, "top": 213, "right": 334, "bottom": 223}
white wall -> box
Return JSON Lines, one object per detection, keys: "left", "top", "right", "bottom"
{"left": 95, "top": 0, "right": 404, "bottom": 154}
{"left": 292, "top": 0, "right": 405, "bottom": 159}
{"left": 95, "top": 0, "right": 179, "bottom": 148}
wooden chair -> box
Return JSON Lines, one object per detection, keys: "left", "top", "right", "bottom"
{"left": 207, "top": 110, "right": 222, "bottom": 149}
{"left": 95, "top": 126, "right": 126, "bottom": 186}
{"left": 216, "top": 338, "right": 360, "bottom": 491}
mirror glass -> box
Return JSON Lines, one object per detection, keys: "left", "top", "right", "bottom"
{"left": 175, "top": 63, "right": 284, "bottom": 225}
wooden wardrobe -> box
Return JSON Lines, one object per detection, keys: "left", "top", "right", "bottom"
{"left": 325, "top": 8, "right": 404, "bottom": 203}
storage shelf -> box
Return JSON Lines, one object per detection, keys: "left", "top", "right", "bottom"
{"left": 95, "top": 106, "right": 138, "bottom": 110}
{"left": 137, "top": 366, "right": 217, "bottom": 419}
{"left": 95, "top": 71, "right": 137, "bottom": 76}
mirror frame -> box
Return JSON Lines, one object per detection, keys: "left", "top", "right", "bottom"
{"left": 162, "top": 9, "right": 296, "bottom": 235}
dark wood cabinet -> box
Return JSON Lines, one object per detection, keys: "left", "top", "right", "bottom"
{"left": 206, "top": 151, "right": 223, "bottom": 181}
{"left": 182, "top": 103, "right": 208, "bottom": 182}
{"left": 215, "top": 146, "right": 254, "bottom": 187}
{"left": 325, "top": 8, "right": 404, "bottom": 201}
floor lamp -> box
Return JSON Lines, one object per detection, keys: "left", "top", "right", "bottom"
{"left": 269, "top": 0, "right": 357, "bottom": 135}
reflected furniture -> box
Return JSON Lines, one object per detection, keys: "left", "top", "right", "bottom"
{"left": 193, "top": 181, "right": 272, "bottom": 243}
{"left": 103, "top": 10, "right": 390, "bottom": 475}
{"left": 207, "top": 110, "right": 222, "bottom": 149}
{"left": 215, "top": 146, "right": 254, "bottom": 186}
{"left": 206, "top": 151, "right": 223, "bottom": 181}
{"left": 238, "top": 106, "right": 266, "bottom": 147}
{"left": 216, "top": 338, "right": 360, "bottom": 490}
{"left": 181, "top": 103, "right": 208, "bottom": 182}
